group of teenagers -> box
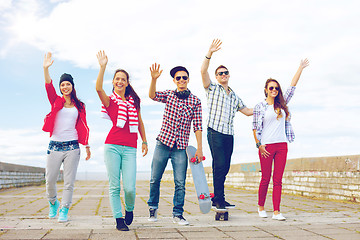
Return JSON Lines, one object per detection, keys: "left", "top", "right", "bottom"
{"left": 42, "top": 39, "right": 309, "bottom": 231}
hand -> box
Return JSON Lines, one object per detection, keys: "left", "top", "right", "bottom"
{"left": 142, "top": 143, "right": 148, "bottom": 157}
{"left": 300, "top": 58, "right": 309, "bottom": 69}
{"left": 43, "top": 52, "right": 54, "bottom": 69}
{"left": 194, "top": 149, "right": 204, "bottom": 163}
{"left": 150, "top": 63, "right": 163, "bottom": 80}
{"left": 259, "top": 145, "right": 270, "bottom": 158}
{"left": 85, "top": 147, "right": 91, "bottom": 160}
{"left": 97, "top": 50, "right": 108, "bottom": 67}
{"left": 208, "top": 39, "right": 222, "bottom": 54}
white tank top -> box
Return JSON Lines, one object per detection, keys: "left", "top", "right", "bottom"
{"left": 260, "top": 105, "right": 287, "bottom": 145}
{"left": 50, "top": 106, "right": 79, "bottom": 142}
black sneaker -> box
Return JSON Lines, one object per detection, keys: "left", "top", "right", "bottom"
{"left": 148, "top": 208, "right": 158, "bottom": 222}
{"left": 125, "top": 210, "right": 133, "bottom": 225}
{"left": 116, "top": 218, "right": 129, "bottom": 231}
{"left": 225, "top": 201, "right": 235, "bottom": 209}
{"left": 215, "top": 202, "right": 226, "bottom": 211}
{"left": 172, "top": 215, "right": 189, "bottom": 225}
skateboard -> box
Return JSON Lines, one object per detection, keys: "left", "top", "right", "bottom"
{"left": 186, "top": 146, "right": 213, "bottom": 214}
{"left": 215, "top": 209, "right": 229, "bottom": 221}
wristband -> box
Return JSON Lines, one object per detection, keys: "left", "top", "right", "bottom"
{"left": 142, "top": 141, "right": 148, "bottom": 145}
{"left": 205, "top": 56, "right": 211, "bottom": 60}
{"left": 256, "top": 142, "right": 261, "bottom": 148}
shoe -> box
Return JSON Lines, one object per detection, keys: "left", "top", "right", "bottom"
{"left": 258, "top": 208, "right": 267, "bottom": 218}
{"left": 116, "top": 218, "right": 129, "bottom": 231}
{"left": 272, "top": 213, "right": 286, "bottom": 221}
{"left": 172, "top": 215, "right": 189, "bottom": 225}
{"left": 148, "top": 208, "right": 158, "bottom": 222}
{"left": 58, "top": 207, "right": 69, "bottom": 222}
{"left": 48, "top": 200, "right": 60, "bottom": 219}
{"left": 225, "top": 201, "right": 235, "bottom": 209}
{"left": 125, "top": 211, "right": 133, "bottom": 225}
{"left": 215, "top": 202, "right": 226, "bottom": 211}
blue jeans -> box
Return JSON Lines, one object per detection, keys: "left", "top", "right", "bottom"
{"left": 207, "top": 127, "right": 234, "bottom": 204}
{"left": 147, "top": 140, "right": 188, "bottom": 216}
{"left": 104, "top": 144, "right": 137, "bottom": 218}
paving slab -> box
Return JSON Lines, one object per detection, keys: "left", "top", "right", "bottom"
{"left": 0, "top": 180, "right": 359, "bottom": 240}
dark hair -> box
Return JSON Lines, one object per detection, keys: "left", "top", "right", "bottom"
{"left": 264, "top": 78, "right": 289, "bottom": 120}
{"left": 215, "top": 65, "right": 228, "bottom": 75}
{"left": 59, "top": 78, "right": 85, "bottom": 111}
{"left": 113, "top": 69, "right": 141, "bottom": 110}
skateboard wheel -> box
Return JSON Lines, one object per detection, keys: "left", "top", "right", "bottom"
{"left": 203, "top": 156, "right": 206, "bottom": 160}
{"left": 210, "top": 193, "right": 214, "bottom": 198}
{"left": 199, "top": 194, "right": 205, "bottom": 200}
{"left": 191, "top": 157, "right": 196, "bottom": 163}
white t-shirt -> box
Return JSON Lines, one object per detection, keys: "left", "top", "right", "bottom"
{"left": 50, "top": 107, "right": 79, "bottom": 142}
{"left": 260, "top": 105, "right": 287, "bottom": 145}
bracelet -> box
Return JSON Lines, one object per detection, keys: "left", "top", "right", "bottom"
{"left": 142, "top": 141, "right": 148, "bottom": 145}
{"left": 256, "top": 142, "right": 261, "bottom": 148}
{"left": 205, "top": 56, "right": 211, "bottom": 60}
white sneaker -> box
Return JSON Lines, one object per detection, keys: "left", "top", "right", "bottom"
{"left": 148, "top": 208, "right": 158, "bottom": 222}
{"left": 258, "top": 209, "right": 267, "bottom": 218}
{"left": 172, "top": 215, "right": 189, "bottom": 225}
{"left": 272, "top": 213, "right": 286, "bottom": 221}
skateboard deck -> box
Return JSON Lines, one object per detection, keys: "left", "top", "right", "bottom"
{"left": 215, "top": 208, "right": 229, "bottom": 221}
{"left": 186, "top": 146, "right": 212, "bottom": 214}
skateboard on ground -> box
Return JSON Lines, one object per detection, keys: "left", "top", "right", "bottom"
{"left": 186, "top": 146, "right": 213, "bottom": 214}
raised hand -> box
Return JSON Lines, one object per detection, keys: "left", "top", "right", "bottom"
{"left": 43, "top": 52, "right": 54, "bottom": 69}
{"left": 208, "top": 39, "right": 222, "bottom": 54}
{"left": 97, "top": 50, "right": 108, "bottom": 68}
{"left": 300, "top": 58, "right": 309, "bottom": 69}
{"left": 150, "top": 63, "right": 163, "bottom": 80}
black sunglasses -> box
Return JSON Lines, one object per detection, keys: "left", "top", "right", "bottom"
{"left": 175, "top": 76, "right": 188, "bottom": 81}
{"left": 216, "top": 71, "right": 229, "bottom": 76}
{"left": 269, "top": 86, "right": 279, "bottom": 91}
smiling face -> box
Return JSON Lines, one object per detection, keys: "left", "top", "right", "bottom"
{"left": 215, "top": 67, "right": 230, "bottom": 85}
{"left": 173, "top": 70, "right": 189, "bottom": 91}
{"left": 113, "top": 71, "right": 129, "bottom": 94}
{"left": 265, "top": 81, "right": 279, "bottom": 99}
{"left": 60, "top": 81, "right": 73, "bottom": 96}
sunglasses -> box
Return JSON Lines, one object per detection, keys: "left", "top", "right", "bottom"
{"left": 216, "top": 71, "right": 229, "bottom": 76}
{"left": 269, "top": 86, "right": 279, "bottom": 91}
{"left": 175, "top": 76, "right": 188, "bottom": 81}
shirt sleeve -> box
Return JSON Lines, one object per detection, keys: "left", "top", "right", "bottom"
{"left": 152, "top": 90, "right": 169, "bottom": 103}
{"left": 45, "top": 80, "right": 58, "bottom": 104}
{"left": 284, "top": 86, "right": 296, "bottom": 104}
{"left": 192, "top": 99, "right": 203, "bottom": 132}
{"left": 204, "top": 81, "right": 216, "bottom": 93}
{"left": 236, "top": 96, "right": 246, "bottom": 111}
{"left": 252, "top": 103, "right": 261, "bottom": 130}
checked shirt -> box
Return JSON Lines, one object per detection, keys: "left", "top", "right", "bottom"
{"left": 205, "top": 82, "right": 246, "bottom": 135}
{"left": 153, "top": 90, "right": 202, "bottom": 149}
{"left": 253, "top": 86, "right": 296, "bottom": 143}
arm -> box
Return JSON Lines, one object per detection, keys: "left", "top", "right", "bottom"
{"left": 149, "top": 63, "right": 163, "bottom": 99}
{"left": 85, "top": 147, "right": 91, "bottom": 160}
{"left": 138, "top": 111, "right": 148, "bottom": 157}
{"left": 200, "top": 39, "right": 222, "bottom": 89}
{"left": 239, "top": 107, "right": 253, "bottom": 116}
{"left": 290, "top": 58, "right": 309, "bottom": 87}
{"left": 43, "top": 52, "right": 54, "bottom": 84}
{"left": 194, "top": 130, "right": 203, "bottom": 162}
{"left": 253, "top": 129, "right": 270, "bottom": 158}
{"left": 96, "top": 50, "right": 110, "bottom": 107}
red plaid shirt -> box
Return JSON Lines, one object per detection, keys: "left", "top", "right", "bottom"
{"left": 153, "top": 90, "right": 202, "bottom": 149}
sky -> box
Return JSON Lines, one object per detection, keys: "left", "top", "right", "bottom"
{"left": 0, "top": 0, "right": 359, "bottom": 175}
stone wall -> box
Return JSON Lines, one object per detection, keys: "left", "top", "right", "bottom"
{"left": 0, "top": 162, "right": 62, "bottom": 190}
{"left": 164, "top": 155, "right": 360, "bottom": 202}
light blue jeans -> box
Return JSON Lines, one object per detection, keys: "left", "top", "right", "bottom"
{"left": 104, "top": 144, "right": 137, "bottom": 218}
{"left": 147, "top": 140, "right": 188, "bottom": 216}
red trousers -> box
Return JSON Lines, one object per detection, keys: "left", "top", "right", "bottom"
{"left": 258, "top": 142, "right": 288, "bottom": 211}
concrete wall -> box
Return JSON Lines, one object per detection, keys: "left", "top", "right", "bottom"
{"left": 0, "top": 162, "right": 62, "bottom": 190}
{"left": 164, "top": 155, "right": 360, "bottom": 203}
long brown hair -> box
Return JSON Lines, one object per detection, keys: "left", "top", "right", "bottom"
{"left": 264, "top": 78, "right": 289, "bottom": 120}
{"left": 70, "top": 88, "right": 85, "bottom": 111}
{"left": 113, "top": 69, "right": 141, "bottom": 110}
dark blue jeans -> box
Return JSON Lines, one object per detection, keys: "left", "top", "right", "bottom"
{"left": 207, "top": 127, "right": 234, "bottom": 204}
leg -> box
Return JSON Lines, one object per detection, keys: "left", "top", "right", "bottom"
{"left": 258, "top": 144, "right": 276, "bottom": 208}
{"left": 147, "top": 141, "right": 171, "bottom": 209}
{"left": 170, "top": 147, "right": 187, "bottom": 216}
{"left": 61, "top": 149, "right": 80, "bottom": 208}
{"left": 104, "top": 144, "right": 123, "bottom": 218}
{"left": 121, "top": 146, "right": 137, "bottom": 212}
{"left": 46, "top": 150, "right": 64, "bottom": 204}
{"left": 272, "top": 143, "right": 288, "bottom": 212}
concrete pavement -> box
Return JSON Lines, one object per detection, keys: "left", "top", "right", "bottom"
{"left": 0, "top": 180, "right": 359, "bottom": 239}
